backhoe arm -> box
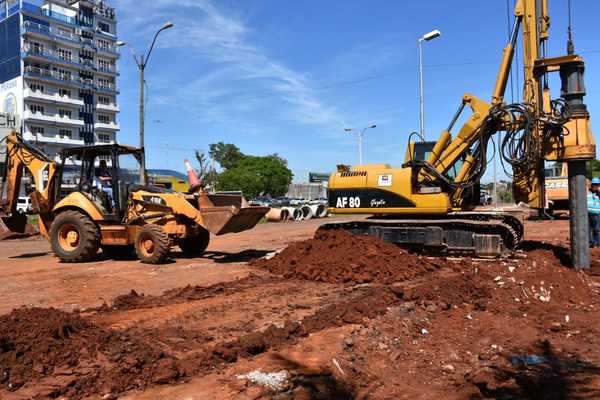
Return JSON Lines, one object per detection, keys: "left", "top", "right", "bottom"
{"left": 0, "top": 132, "right": 58, "bottom": 235}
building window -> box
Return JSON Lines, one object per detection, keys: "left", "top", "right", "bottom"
{"left": 98, "top": 22, "right": 110, "bottom": 33}
{"left": 30, "top": 84, "right": 44, "bottom": 93}
{"left": 59, "top": 109, "right": 72, "bottom": 119}
{"left": 59, "top": 89, "right": 71, "bottom": 98}
{"left": 59, "top": 129, "right": 72, "bottom": 138}
{"left": 30, "top": 126, "right": 45, "bottom": 135}
{"left": 29, "top": 104, "right": 44, "bottom": 114}
{"left": 98, "top": 134, "right": 110, "bottom": 142}
{"left": 98, "top": 96, "right": 111, "bottom": 105}
{"left": 97, "top": 40, "right": 111, "bottom": 50}
{"left": 56, "top": 49, "right": 72, "bottom": 62}
{"left": 98, "top": 59, "right": 112, "bottom": 71}
{"left": 98, "top": 77, "right": 114, "bottom": 89}
{"left": 98, "top": 115, "right": 110, "bottom": 124}
{"left": 30, "top": 42, "right": 44, "bottom": 54}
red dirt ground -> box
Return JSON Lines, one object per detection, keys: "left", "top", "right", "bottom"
{"left": 1, "top": 216, "right": 599, "bottom": 399}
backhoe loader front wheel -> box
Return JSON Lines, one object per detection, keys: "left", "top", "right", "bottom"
{"left": 135, "top": 224, "right": 170, "bottom": 264}
{"left": 50, "top": 211, "right": 100, "bottom": 263}
{"left": 179, "top": 227, "right": 210, "bottom": 258}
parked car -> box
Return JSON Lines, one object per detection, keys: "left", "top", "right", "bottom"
{"left": 16, "top": 196, "right": 33, "bottom": 214}
{"left": 480, "top": 191, "right": 493, "bottom": 206}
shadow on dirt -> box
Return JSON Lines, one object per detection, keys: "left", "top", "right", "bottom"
{"left": 9, "top": 252, "right": 49, "bottom": 259}
{"left": 519, "top": 241, "right": 571, "bottom": 267}
{"left": 469, "top": 341, "right": 600, "bottom": 399}
{"left": 269, "top": 354, "right": 356, "bottom": 400}
{"left": 203, "top": 250, "right": 273, "bottom": 263}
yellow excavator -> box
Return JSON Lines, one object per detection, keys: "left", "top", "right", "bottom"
{"left": 326, "top": 0, "right": 595, "bottom": 267}
{"left": 0, "top": 133, "right": 269, "bottom": 264}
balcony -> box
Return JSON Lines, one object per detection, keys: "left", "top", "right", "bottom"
{"left": 94, "top": 121, "right": 120, "bottom": 131}
{"left": 22, "top": 47, "right": 87, "bottom": 70}
{"left": 23, "top": 110, "right": 56, "bottom": 124}
{"left": 57, "top": 115, "right": 85, "bottom": 128}
{"left": 23, "top": 89, "right": 84, "bottom": 107}
{"left": 23, "top": 110, "right": 85, "bottom": 127}
{"left": 96, "top": 103, "right": 120, "bottom": 112}
{"left": 21, "top": 21, "right": 80, "bottom": 46}
{"left": 24, "top": 66, "right": 79, "bottom": 87}
{"left": 96, "top": 83, "right": 119, "bottom": 94}
{"left": 96, "top": 44, "right": 120, "bottom": 57}
{"left": 96, "top": 65, "right": 119, "bottom": 76}
{"left": 22, "top": 2, "right": 77, "bottom": 26}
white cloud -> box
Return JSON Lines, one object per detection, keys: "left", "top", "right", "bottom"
{"left": 113, "top": 0, "right": 347, "bottom": 131}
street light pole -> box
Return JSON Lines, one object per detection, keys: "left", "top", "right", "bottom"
{"left": 419, "top": 38, "right": 424, "bottom": 140}
{"left": 418, "top": 29, "right": 441, "bottom": 141}
{"left": 345, "top": 125, "right": 377, "bottom": 165}
{"left": 139, "top": 54, "right": 145, "bottom": 184}
{"left": 118, "top": 22, "right": 174, "bottom": 185}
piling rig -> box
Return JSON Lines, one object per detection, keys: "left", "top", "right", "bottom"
{"left": 325, "top": 0, "right": 595, "bottom": 268}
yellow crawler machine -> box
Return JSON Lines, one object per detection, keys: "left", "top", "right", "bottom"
{"left": 0, "top": 133, "right": 268, "bottom": 264}
{"left": 326, "top": 0, "right": 595, "bottom": 266}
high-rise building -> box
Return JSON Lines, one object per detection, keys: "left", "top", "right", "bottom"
{"left": 0, "top": 0, "right": 119, "bottom": 160}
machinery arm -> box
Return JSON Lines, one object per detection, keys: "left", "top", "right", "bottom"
{"left": 0, "top": 132, "right": 58, "bottom": 219}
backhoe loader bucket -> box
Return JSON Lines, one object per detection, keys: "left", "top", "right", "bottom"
{"left": 0, "top": 213, "right": 27, "bottom": 238}
{"left": 198, "top": 193, "right": 268, "bottom": 235}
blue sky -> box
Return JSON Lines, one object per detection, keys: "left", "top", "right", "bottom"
{"left": 112, "top": 0, "right": 600, "bottom": 183}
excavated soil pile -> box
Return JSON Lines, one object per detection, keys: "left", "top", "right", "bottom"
{"left": 100, "top": 275, "right": 278, "bottom": 312}
{"left": 210, "top": 286, "right": 403, "bottom": 365}
{"left": 254, "top": 229, "right": 441, "bottom": 284}
{"left": 0, "top": 308, "right": 182, "bottom": 399}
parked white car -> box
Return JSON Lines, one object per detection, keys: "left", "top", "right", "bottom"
{"left": 16, "top": 197, "right": 32, "bottom": 214}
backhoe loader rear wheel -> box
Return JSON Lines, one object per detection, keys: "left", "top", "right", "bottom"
{"left": 135, "top": 224, "right": 170, "bottom": 264}
{"left": 179, "top": 227, "right": 210, "bottom": 258}
{"left": 50, "top": 211, "right": 100, "bottom": 263}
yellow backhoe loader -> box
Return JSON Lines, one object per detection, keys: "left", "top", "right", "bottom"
{"left": 326, "top": 0, "right": 595, "bottom": 267}
{"left": 0, "top": 133, "right": 269, "bottom": 264}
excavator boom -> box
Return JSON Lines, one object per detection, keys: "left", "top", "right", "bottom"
{"left": 326, "top": 0, "right": 595, "bottom": 265}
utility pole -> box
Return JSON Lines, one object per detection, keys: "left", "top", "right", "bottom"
{"left": 117, "top": 22, "right": 174, "bottom": 186}
{"left": 139, "top": 54, "right": 146, "bottom": 185}
{"left": 418, "top": 29, "right": 441, "bottom": 140}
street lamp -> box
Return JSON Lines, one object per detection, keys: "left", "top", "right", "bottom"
{"left": 117, "top": 21, "right": 174, "bottom": 185}
{"left": 418, "top": 29, "right": 441, "bottom": 140}
{"left": 344, "top": 124, "right": 377, "bottom": 165}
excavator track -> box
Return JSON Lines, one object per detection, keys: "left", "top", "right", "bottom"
{"left": 319, "top": 213, "right": 524, "bottom": 258}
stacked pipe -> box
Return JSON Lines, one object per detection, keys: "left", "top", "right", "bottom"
{"left": 264, "top": 204, "right": 329, "bottom": 222}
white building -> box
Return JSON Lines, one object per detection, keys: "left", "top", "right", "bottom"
{"left": 0, "top": 0, "right": 119, "bottom": 160}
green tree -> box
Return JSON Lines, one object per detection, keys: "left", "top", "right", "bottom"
{"left": 589, "top": 160, "right": 600, "bottom": 178}
{"left": 194, "top": 150, "right": 218, "bottom": 187}
{"left": 208, "top": 142, "right": 245, "bottom": 170}
{"left": 216, "top": 155, "right": 293, "bottom": 198}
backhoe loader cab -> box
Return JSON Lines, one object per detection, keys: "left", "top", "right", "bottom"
{"left": 57, "top": 144, "right": 145, "bottom": 219}
{"left": 0, "top": 132, "right": 269, "bottom": 264}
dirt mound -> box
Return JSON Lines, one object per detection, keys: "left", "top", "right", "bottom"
{"left": 209, "top": 286, "right": 403, "bottom": 366}
{"left": 100, "top": 275, "right": 277, "bottom": 312}
{"left": 0, "top": 308, "right": 182, "bottom": 399}
{"left": 254, "top": 229, "right": 440, "bottom": 284}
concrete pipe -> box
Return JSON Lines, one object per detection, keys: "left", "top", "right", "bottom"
{"left": 282, "top": 207, "right": 302, "bottom": 221}
{"left": 314, "top": 204, "right": 328, "bottom": 218}
{"left": 300, "top": 205, "right": 314, "bottom": 221}
{"left": 309, "top": 204, "right": 322, "bottom": 218}
{"left": 266, "top": 208, "right": 287, "bottom": 222}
